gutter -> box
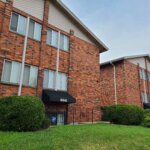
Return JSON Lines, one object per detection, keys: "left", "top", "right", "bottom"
{"left": 18, "top": 17, "right": 30, "bottom": 96}
{"left": 55, "top": 31, "right": 61, "bottom": 91}
{"left": 110, "top": 62, "right": 118, "bottom": 104}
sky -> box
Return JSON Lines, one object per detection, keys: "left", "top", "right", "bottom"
{"left": 62, "top": 0, "right": 150, "bottom": 63}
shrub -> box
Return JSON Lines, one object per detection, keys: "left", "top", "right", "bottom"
{"left": 0, "top": 96, "right": 45, "bottom": 131}
{"left": 41, "top": 115, "right": 50, "bottom": 129}
{"left": 142, "top": 109, "right": 150, "bottom": 128}
{"left": 101, "top": 104, "right": 144, "bottom": 125}
{"left": 101, "top": 106, "right": 111, "bottom": 121}
{"left": 143, "top": 117, "right": 150, "bottom": 128}
{"left": 143, "top": 109, "right": 150, "bottom": 118}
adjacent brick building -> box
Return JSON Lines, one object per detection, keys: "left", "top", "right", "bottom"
{"left": 100, "top": 54, "right": 150, "bottom": 108}
{"left": 0, "top": 0, "right": 108, "bottom": 125}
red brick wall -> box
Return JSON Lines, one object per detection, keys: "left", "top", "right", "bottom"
{"left": 100, "top": 61, "right": 126, "bottom": 106}
{"left": 68, "top": 34, "right": 102, "bottom": 123}
{"left": 0, "top": 0, "right": 103, "bottom": 123}
{"left": 100, "top": 59, "right": 149, "bottom": 108}
{"left": 124, "top": 61, "right": 143, "bottom": 107}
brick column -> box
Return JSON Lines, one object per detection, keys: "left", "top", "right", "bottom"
{"left": 0, "top": 0, "right": 13, "bottom": 51}
{"left": 67, "top": 29, "right": 75, "bottom": 123}
{"left": 0, "top": 0, "right": 13, "bottom": 83}
{"left": 36, "top": 0, "right": 49, "bottom": 97}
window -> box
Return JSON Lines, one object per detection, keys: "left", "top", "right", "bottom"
{"left": 148, "top": 72, "right": 150, "bottom": 81}
{"left": 140, "top": 69, "right": 147, "bottom": 80}
{"left": 28, "top": 19, "right": 42, "bottom": 41}
{"left": 47, "top": 28, "right": 69, "bottom": 51}
{"left": 43, "top": 70, "right": 55, "bottom": 89}
{"left": 60, "top": 34, "right": 69, "bottom": 51}
{"left": 141, "top": 92, "right": 149, "bottom": 103}
{"left": 47, "top": 29, "right": 58, "bottom": 47}
{"left": 10, "top": 12, "right": 27, "bottom": 35}
{"left": 43, "top": 70, "right": 68, "bottom": 91}
{"left": 1, "top": 60, "right": 38, "bottom": 87}
{"left": 10, "top": 12, "right": 42, "bottom": 41}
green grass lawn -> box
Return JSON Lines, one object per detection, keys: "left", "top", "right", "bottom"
{"left": 0, "top": 124, "right": 150, "bottom": 150}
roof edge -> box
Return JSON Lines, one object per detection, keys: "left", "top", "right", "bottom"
{"left": 101, "top": 54, "right": 150, "bottom": 66}
{"left": 55, "top": 0, "right": 109, "bottom": 52}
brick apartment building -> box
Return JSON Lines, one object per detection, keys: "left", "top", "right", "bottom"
{"left": 100, "top": 54, "right": 150, "bottom": 109}
{"left": 0, "top": 0, "right": 108, "bottom": 125}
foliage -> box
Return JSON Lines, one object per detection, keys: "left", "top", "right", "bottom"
{"left": 41, "top": 115, "right": 50, "bottom": 129}
{"left": 0, "top": 96, "right": 45, "bottom": 131}
{"left": 101, "top": 104, "right": 144, "bottom": 125}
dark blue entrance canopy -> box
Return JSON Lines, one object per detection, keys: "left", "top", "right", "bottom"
{"left": 42, "top": 90, "right": 76, "bottom": 104}
{"left": 144, "top": 103, "right": 150, "bottom": 109}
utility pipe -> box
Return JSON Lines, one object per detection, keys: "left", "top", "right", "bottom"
{"left": 55, "top": 31, "right": 61, "bottom": 91}
{"left": 110, "top": 62, "right": 118, "bottom": 104}
{"left": 18, "top": 17, "right": 30, "bottom": 96}
{"left": 143, "top": 67, "right": 147, "bottom": 103}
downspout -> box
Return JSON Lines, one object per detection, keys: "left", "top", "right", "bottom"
{"left": 110, "top": 62, "right": 118, "bottom": 104}
{"left": 18, "top": 17, "right": 30, "bottom": 96}
{"left": 137, "top": 64, "right": 143, "bottom": 106}
{"left": 143, "top": 74, "right": 147, "bottom": 103}
{"left": 55, "top": 31, "right": 61, "bottom": 91}
{"left": 145, "top": 57, "right": 150, "bottom": 103}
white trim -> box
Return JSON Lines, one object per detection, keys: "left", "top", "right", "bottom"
{"left": 9, "top": 11, "right": 13, "bottom": 31}
{"left": 110, "top": 62, "right": 117, "bottom": 104}
{"left": 1, "top": 59, "right": 38, "bottom": 87}
{"left": 56, "top": 0, "right": 108, "bottom": 51}
{"left": 18, "top": 17, "right": 30, "bottom": 96}
{"left": 16, "top": 15, "right": 20, "bottom": 33}
{"left": 55, "top": 31, "right": 61, "bottom": 91}
{"left": 101, "top": 54, "right": 150, "bottom": 66}
{"left": 1, "top": 59, "right": 12, "bottom": 82}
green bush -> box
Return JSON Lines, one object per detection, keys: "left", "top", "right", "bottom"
{"left": 143, "top": 117, "right": 150, "bottom": 128}
{"left": 143, "top": 109, "right": 150, "bottom": 118}
{"left": 41, "top": 115, "right": 50, "bottom": 129}
{"left": 101, "top": 104, "right": 144, "bottom": 125}
{"left": 0, "top": 96, "right": 45, "bottom": 131}
{"left": 142, "top": 109, "right": 150, "bottom": 128}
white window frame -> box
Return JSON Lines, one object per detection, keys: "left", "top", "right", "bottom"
{"left": 148, "top": 72, "right": 150, "bottom": 81}
{"left": 10, "top": 12, "right": 27, "bottom": 36}
{"left": 43, "top": 69, "right": 68, "bottom": 91}
{"left": 28, "top": 19, "right": 42, "bottom": 41}
{"left": 141, "top": 92, "right": 149, "bottom": 103}
{"left": 140, "top": 69, "right": 147, "bottom": 80}
{"left": 1, "top": 60, "right": 38, "bottom": 87}
{"left": 47, "top": 28, "right": 69, "bottom": 52}
{"left": 43, "top": 69, "right": 55, "bottom": 90}
{"left": 10, "top": 12, "right": 42, "bottom": 41}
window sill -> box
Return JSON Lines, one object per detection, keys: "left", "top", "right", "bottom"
{"left": 9, "top": 30, "right": 41, "bottom": 43}
{"left": 46, "top": 44, "right": 69, "bottom": 53}
{"left": 43, "top": 88, "right": 68, "bottom": 92}
{"left": 0, "top": 81, "right": 37, "bottom": 89}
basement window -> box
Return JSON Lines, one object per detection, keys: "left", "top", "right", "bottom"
{"left": 1, "top": 60, "right": 38, "bottom": 87}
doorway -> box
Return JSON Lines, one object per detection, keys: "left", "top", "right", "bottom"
{"left": 49, "top": 113, "right": 65, "bottom": 125}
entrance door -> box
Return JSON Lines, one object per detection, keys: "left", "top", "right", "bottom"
{"left": 57, "top": 114, "right": 65, "bottom": 125}
{"left": 49, "top": 113, "right": 65, "bottom": 125}
{"left": 50, "top": 114, "right": 57, "bottom": 125}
